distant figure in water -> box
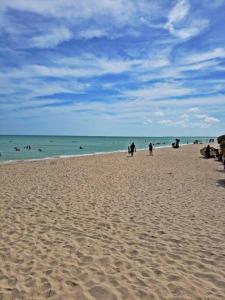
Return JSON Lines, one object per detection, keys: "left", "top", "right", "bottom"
{"left": 149, "top": 143, "right": 153, "bottom": 156}
{"left": 79, "top": 146, "right": 83, "bottom": 149}
{"left": 130, "top": 142, "right": 136, "bottom": 157}
{"left": 38, "top": 148, "right": 42, "bottom": 152}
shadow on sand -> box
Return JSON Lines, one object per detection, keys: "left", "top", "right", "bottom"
{"left": 216, "top": 179, "right": 225, "bottom": 188}
{"left": 216, "top": 169, "right": 225, "bottom": 173}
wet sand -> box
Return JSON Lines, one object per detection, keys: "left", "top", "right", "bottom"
{"left": 0, "top": 144, "right": 225, "bottom": 299}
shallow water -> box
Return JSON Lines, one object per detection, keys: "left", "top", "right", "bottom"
{"left": 0, "top": 135, "right": 212, "bottom": 163}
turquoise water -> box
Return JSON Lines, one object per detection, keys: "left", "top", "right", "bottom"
{"left": 0, "top": 135, "right": 212, "bottom": 163}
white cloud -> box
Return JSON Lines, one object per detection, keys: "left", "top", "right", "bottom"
{"left": 0, "top": 55, "right": 142, "bottom": 81}
{"left": 203, "top": 116, "right": 219, "bottom": 124}
{"left": 165, "top": 0, "right": 209, "bottom": 39}
{"left": 174, "top": 19, "right": 209, "bottom": 39}
{"left": 195, "top": 114, "right": 208, "bottom": 119}
{"left": 179, "top": 60, "right": 218, "bottom": 72}
{"left": 125, "top": 82, "right": 192, "bottom": 100}
{"left": 78, "top": 29, "right": 107, "bottom": 39}
{"left": 188, "top": 107, "right": 200, "bottom": 113}
{"left": 0, "top": 0, "right": 159, "bottom": 29}
{"left": 154, "top": 111, "right": 165, "bottom": 117}
{"left": 185, "top": 48, "right": 225, "bottom": 64}
{"left": 31, "top": 27, "right": 72, "bottom": 48}
{"left": 167, "top": 0, "right": 190, "bottom": 25}
{"left": 143, "top": 119, "right": 152, "bottom": 125}
{"left": 157, "top": 106, "right": 220, "bottom": 129}
{"left": 159, "top": 119, "right": 173, "bottom": 125}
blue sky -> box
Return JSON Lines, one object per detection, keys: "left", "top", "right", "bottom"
{"left": 0, "top": 0, "right": 225, "bottom": 136}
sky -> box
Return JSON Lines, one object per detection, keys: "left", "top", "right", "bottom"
{"left": 0, "top": 0, "right": 225, "bottom": 136}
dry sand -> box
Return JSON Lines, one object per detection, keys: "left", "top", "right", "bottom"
{"left": 0, "top": 144, "right": 225, "bottom": 300}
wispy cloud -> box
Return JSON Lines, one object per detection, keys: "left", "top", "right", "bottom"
{"left": 184, "top": 48, "right": 225, "bottom": 64}
{"left": 31, "top": 27, "right": 72, "bottom": 48}
{"left": 165, "top": 0, "right": 209, "bottom": 39}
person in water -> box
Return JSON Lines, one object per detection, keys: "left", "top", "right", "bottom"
{"left": 130, "top": 142, "right": 136, "bottom": 157}
{"left": 149, "top": 143, "right": 153, "bottom": 156}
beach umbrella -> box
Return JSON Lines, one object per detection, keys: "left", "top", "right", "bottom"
{"left": 217, "top": 135, "right": 225, "bottom": 144}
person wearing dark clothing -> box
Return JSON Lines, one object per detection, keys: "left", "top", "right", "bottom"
{"left": 130, "top": 142, "right": 136, "bottom": 157}
{"left": 128, "top": 145, "right": 131, "bottom": 155}
{"left": 205, "top": 145, "right": 211, "bottom": 158}
{"left": 149, "top": 143, "right": 153, "bottom": 155}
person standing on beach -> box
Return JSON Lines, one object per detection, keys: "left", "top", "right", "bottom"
{"left": 149, "top": 143, "right": 153, "bottom": 156}
{"left": 205, "top": 145, "right": 211, "bottom": 158}
{"left": 130, "top": 142, "right": 136, "bottom": 157}
{"left": 128, "top": 145, "right": 131, "bottom": 155}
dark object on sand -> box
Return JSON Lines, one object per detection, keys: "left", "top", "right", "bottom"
{"left": 172, "top": 139, "right": 180, "bottom": 148}
{"left": 193, "top": 140, "right": 199, "bottom": 144}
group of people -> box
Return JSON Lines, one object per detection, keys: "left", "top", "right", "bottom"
{"left": 205, "top": 144, "right": 221, "bottom": 160}
{"left": 128, "top": 142, "right": 153, "bottom": 157}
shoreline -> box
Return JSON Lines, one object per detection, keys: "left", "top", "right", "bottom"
{"left": 0, "top": 143, "right": 205, "bottom": 165}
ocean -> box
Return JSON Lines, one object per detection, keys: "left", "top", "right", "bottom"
{"left": 0, "top": 135, "right": 212, "bottom": 163}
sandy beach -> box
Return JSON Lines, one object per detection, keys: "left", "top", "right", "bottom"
{"left": 0, "top": 144, "right": 225, "bottom": 300}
